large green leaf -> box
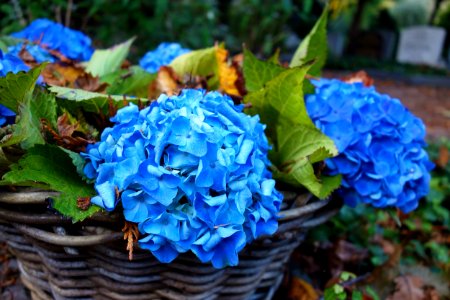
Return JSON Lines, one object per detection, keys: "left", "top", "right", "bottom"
{"left": 1, "top": 144, "right": 100, "bottom": 222}
{"left": 106, "top": 66, "right": 156, "bottom": 97}
{"left": 289, "top": 6, "right": 328, "bottom": 76}
{"left": 243, "top": 49, "right": 285, "bottom": 93}
{"left": 271, "top": 123, "right": 341, "bottom": 198}
{"left": 245, "top": 65, "right": 314, "bottom": 137}
{"left": 85, "top": 38, "right": 135, "bottom": 78}
{"left": 170, "top": 47, "right": 219, "bottom": 88}
{"left": 244, "top": 59, "right": 340, "bottom": 198}
{"left": 0, "top": 64, "right": 45, "bottom": 112}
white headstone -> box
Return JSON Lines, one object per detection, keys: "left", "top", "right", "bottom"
{"left": 396, "top": 26, "right": 446, "bottom": 67}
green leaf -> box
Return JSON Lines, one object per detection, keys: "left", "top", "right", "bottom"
{"left": 267, "top": 48, "right": 281, "bottom": 65}
{"left": 85, "top": 38, "right": 135, "bottom": 78}
{"left": 243, "top": 48, "right": 285, "bottom": 93}
{"left": 0, "top": 64, "right": 45, "bottom": 112}
{"left": 0, "top": 89, "right": 57, "bottom": 149}
{"left": 289, "top": 6, "right": 328, "bottom": 76}
{"left": 271, "top": 123, "right": 340, "bottom": 199}
{"left": 324, "top": 284, "right": 346, "bottom": 300}
{"left": 0, "top": 36, "right": 23, "bottom": 52}
{"left": 244, "top": 62, "right": 340, "bottom": 198}
{"left": 106, "top": 66, "right": 156, "bottom": 97}
{"left": 1, "top": 144, "right": 100, "bottom": 222}
{"left": 352, "top": 291, "right": 363, "bottom": 300}
{"left": 61, "top": 148, "right": 89, "bottom": 180}
{"left": 245, "top": 64, "right": 315, "bottom": 140}
{"left": 170, "top": 47, "right": 219, "bottom": 88}
{"left": 365, "top": 286, "right": 380, "bottom": 300}
{"left": 49, "top": 85, "right": 147, "bottom": 114}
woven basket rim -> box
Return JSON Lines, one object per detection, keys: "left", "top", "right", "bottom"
{"left": 0, "top": 188, "right": 342, "bottom": 247}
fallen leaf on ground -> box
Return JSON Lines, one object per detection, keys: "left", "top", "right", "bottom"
{"left": 436, "top": 146, "right": 449, "bottom": 168}
{"left": 288, "top": 277, "right": 318, "bottom": 300}
{"left": 386, "top": 275, "right": 425, "bottom": 300}
{"left": 335, "top": 239, "right": 369, "bottom": 263}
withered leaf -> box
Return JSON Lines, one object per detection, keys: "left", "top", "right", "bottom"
{"left": 341, "top": 70, "right": 374, "bottom": 87}
{"left": 149, "top": 66, "right": 180, "bottom": 98}
{"left": 288, "top": 277, "right": 318, "bottom": 300}
{"left": 216, "top": 46, "right": 241, "bottom": 96}
{"left": 122, "top": 221, "right": 139, "bottom": 261}
{"left": 387, "top": 275, "right": 425, "bottom": 300}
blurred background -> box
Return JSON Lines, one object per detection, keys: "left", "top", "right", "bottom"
{"left": 1, "top": 0, "right": 450, "bottom": 71}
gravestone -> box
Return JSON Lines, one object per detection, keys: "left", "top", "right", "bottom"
{"left": 396, "top": 26, "right": 446, "bottom": 66}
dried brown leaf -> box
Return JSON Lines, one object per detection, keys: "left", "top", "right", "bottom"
{"left": 42, "top": 119, "right": 94, "bottom": 152}
{"left": 342, "top": 70, "right": 374, "bottom": 87}
{"left": 74, "top": 73, "right": 108, "bottom": 92}
{"left": 76, "top": 197, "right": 91, "bottom": 210}
{"left": 149, "top": 66, "right": 180, "bottom": 98}
{"left": 287, "top": 277, "right": 318, "bottom": 300}
{"left": 216, "top": 47, "right": 241, "bottom": 96}
{"left": 57, "top": 113, "right": 78, "bottom": 137}
{"left": 335, "top": 239, "right": 369, "bottom": 263}
{"left": 436, "top": 146, "right": 449, "bottom": 168}
{"left": 424, "top": 286, "right": 440, "bottom": 300}
{"left": 387, "top": 275, "right": 425, "bottom": 300}
{"left": 122, "top": 222, "right": 139, "bottom": 261}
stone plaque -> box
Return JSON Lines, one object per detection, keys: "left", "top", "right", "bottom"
{"left": 396, "top": 26, "right": 446, "bottom": 66}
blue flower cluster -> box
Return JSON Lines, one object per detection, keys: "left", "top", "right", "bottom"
{"left": 12, "top": 19, "right": 94, "bottom": 61}
{"left": 306, "top": 79, "right": 433, "bottom": 213}
{"left": 7, "top": 43, "right": 56, "bottom": 63}
{"left": 82, "top": 89, "right": 282, "bottom": 268}
{"left": 0, "top": 50, "right": 30, "bottom": 126}
{"left": 139, "top": 43, "right": 190, "bottom": 73}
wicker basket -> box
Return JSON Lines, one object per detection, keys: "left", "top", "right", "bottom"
{"left": 0, "top": 188, "right": 341, "bottom": 300}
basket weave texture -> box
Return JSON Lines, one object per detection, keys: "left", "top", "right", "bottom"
{"left": 0, "top": 188, "right": 340, "bottom": 300}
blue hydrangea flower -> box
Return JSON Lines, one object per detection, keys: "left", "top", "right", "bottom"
{"left": 82, "top": 89, "right": 282, "bottom": 268}
{"left": 11, "top": 19, "right": 94, "bottom": 61}
{"left": 7, "top": 43, "right": 56, "bottom": 63}
{"left": 139, "top": 43, "right": 190, "bottom": 73}
{"left": 306, "top": 79, "right": 434, "bottom": 213}
{"left": 0, "top": 50, "right": 31, "bottom": 126}
{"left": 0, "top": 50, "right": 29, "bottom": 76}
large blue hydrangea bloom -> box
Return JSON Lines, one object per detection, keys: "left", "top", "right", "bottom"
{"left": 7, "top": 43, "right": 56, "bottom": 63}
{"left": 306, "top": 79, "right": 433, "bottom": 213}
{"left": 0, "top": 50, "right": 30, "bottom": 126}
{"left": 12, "top": 19, "right": 94, "bottom": 61}
{"left": 82, "top": 89, "right": 282, "bottom": 268}
{"left": 139, "top": 43, "right": 190, "bottom": 73}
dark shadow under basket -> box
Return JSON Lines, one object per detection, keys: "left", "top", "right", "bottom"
{"left": 0, "top": 188, "right": 341, "bottom": 300}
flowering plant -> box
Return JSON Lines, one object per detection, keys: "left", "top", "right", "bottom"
{"left": 139, "top": 42, "right": 190, "bottom": 73}
{"left": 0, "top": 7, "right": 432, "bottom": 269}
{"left": 306, "top": 79, "right": 433, "bottom": 213}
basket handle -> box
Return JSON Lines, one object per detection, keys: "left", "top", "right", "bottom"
{"left": 13, "top": 223, "right": 123, "bottom": 246}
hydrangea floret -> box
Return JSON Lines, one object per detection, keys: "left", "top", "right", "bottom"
{"left": 82, "top": 89, "right": 283, "bottom": 268}
{"left": 139, "top": 42, "right": 190, "bottom": 73}
{"left": 306, "top": 79, "right": 434, "bottom": 213}
{"left": 11, "top": 19, "right": 94, "bottom": 61}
